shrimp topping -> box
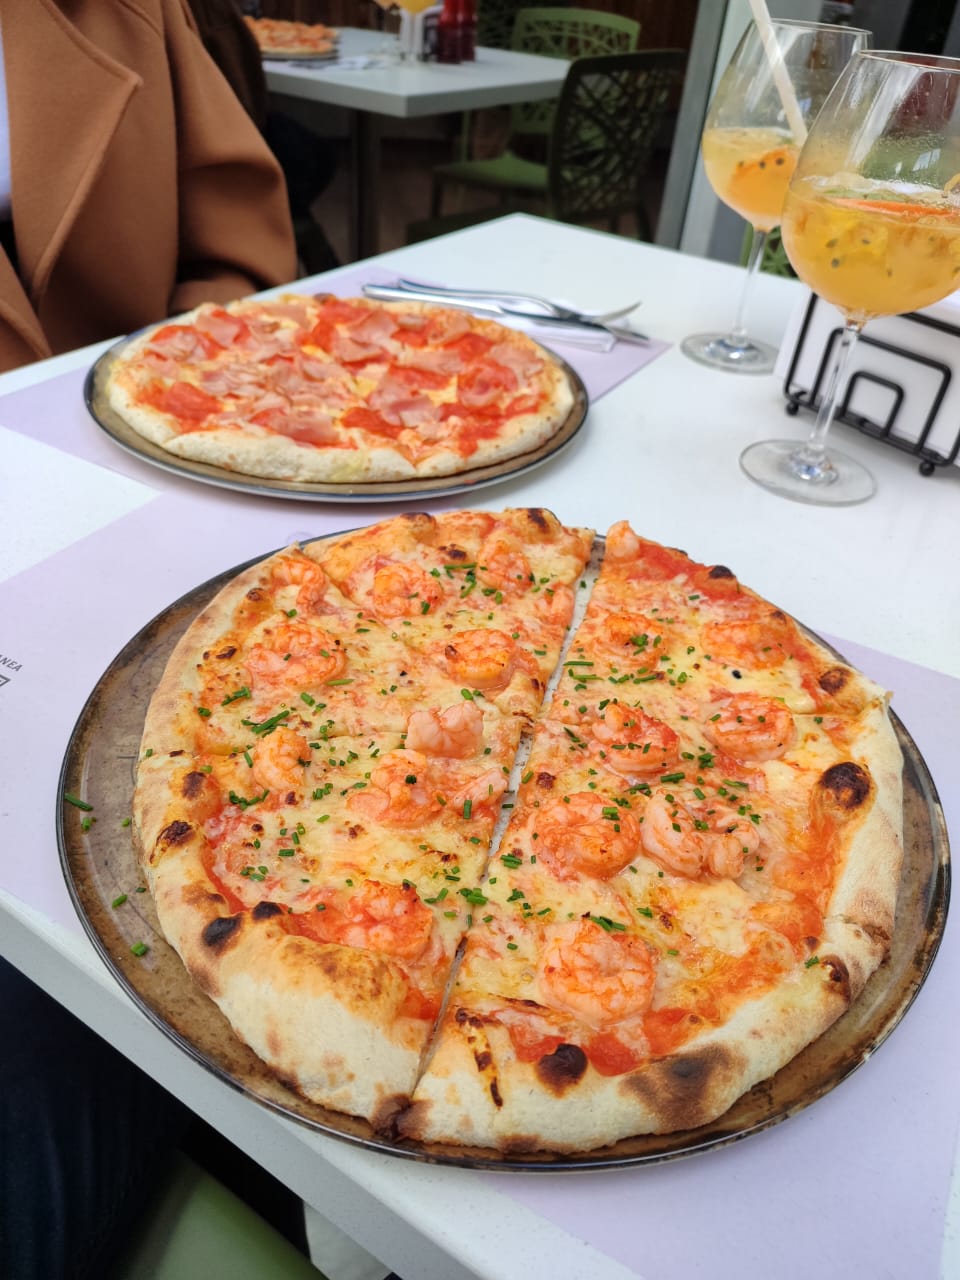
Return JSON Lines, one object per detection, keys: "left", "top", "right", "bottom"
{"left": 594, "top": 611, "right": 665, "bottom": 657}
{"left": 605, "top": 520, "right": 641, "bottom": 562}
{"left": 442, "top": 629, "right": 538, "bottom": 690}
{"left": 450, "top": 767, "right": 509, "bottom": 816}
{"left": 535, "top": 792, "right": 642, "bottom": 879}
{"left": 477, "top": 531, "right": 533, "bottom": 593}
{"left": 271, "top": 553, "right": 330, "bottom": 613}
{"left": 371, "top": 560, "right": 444, "bottom": 618}
{"left": 347, "top": 750, "right": 439, "bottom": 826}
{"left": 315, "top": 881, "right": 433, "bottom": 961}
{"left": 590, "top": 704, "right": 680, "bottom": 778}
{"left": 703, "top": 693, "right": 795, "bottom": 762}
{"left": 538, "top": 918, "right": 657, "bottom": 1027}
{"left": 534, "top": 583, "right": 575, "bottom": 627}
{"left": 640, "top": 789, "right": 759, "bottom": 880}
{"left": 701, "top": 609, "right": 798, "bottom": 669}
{"left": 405, "top": 703, "right": 484, "bottom": 759}
{"left": 244, "top": 622, "right": 346, "bottom": 690}
{"left": 251, "top": 727, "right": 312, "bottom": 795}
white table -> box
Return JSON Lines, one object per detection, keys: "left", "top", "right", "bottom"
{"left": 2, "top": 215, "right": 959, "bottom": 1280}
{"left": 264, "top": 30, "right": 568, "bottom": 258}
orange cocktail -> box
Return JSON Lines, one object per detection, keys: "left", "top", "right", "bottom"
{"left": 701, "top": 127, "right": 799, "bottom": 232}
{"left": 781, "top": 179, "right": 960, "bottom": 324}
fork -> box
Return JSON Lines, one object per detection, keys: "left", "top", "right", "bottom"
{"left": 396, "top": 278, "right": 641, "bottom": 325}
{"left": 361, "top": 283, "right": 650, "bottom": 345}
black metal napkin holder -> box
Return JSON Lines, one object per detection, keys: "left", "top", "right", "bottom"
{"left": 782, "top": 293, "right": 960, "bottom": 476}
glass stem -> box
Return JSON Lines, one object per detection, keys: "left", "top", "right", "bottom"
{"left": 729, "top": 228, "right": 768, "bottom": 346}
{"left": 795, "top": 320, "right": 862, "bottom": 467}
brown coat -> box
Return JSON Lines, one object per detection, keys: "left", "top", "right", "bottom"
{"left": 0, "top": 0, "right": 298, "bottom": 371}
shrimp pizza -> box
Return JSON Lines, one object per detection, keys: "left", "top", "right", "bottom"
{"left": 132, "top": 510, "right": 904, "bottom": 1153}
{"left": 103, "top": 295, "right": 577, "bottom": 484}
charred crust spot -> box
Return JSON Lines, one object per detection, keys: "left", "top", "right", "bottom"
{"left": 501, "top": 1134, "right": 540, "bottom": 1154}
{"left": 252, "top": 901, "right": 283, "bottom": 921}
{"left": 535, "top": 1043, "right": 588, "bottom": 1094}
{"left": 159, "top": 820, "right": 191, "bottom": 846}
{"left": 440, "top": 543, "right": 468, "bottom": 561}
{"left": 169, "top": 749, "right": 184, "bottom": 757}
{"left": 202, "top": 915, "right": 241, "bottom": 949}
{"left": 181, "top": 771, "right": 207, "bottom": 799}
{"left": 285, "top": 790, "right": 297, "bottom": 805}
{"left": 246, "top": 588, "right": 264, "bottom": 602}
{"left": 215, "top": 646, "right": 237, "bottom": 660}
{"left": 708, "top": 564, "right": 735, "bottom": 580}
{"left": 626, "top": 1045, "right": 741, "bottom": 1131}
{"left": 474, "top": 1050, "right": 493, "bottom": 1070}
{"left": 536, "top": 771, "right": 556, "bottom": 789}
{"left": 819, "top": 665, "right": 852, "bottom": 695}
{"left": 820, "top": 955, "right": 851, "bottom": 1000}
{"left": 439, "top": 851, "right": 458, "bottom": 864}
{"left": 819, "top": 762, "right": 871, "bottom": 811}
{"left": 372, "top": 1094, "right": 410, "bottom": 1137}
{"left": 524, "top": 507, "right": 550, "bottom": 532}
{"left": 490, "top": 1079, "right": 504, "bottom": 1108}
{"left": 770, "top": 609, "right": 787, "bottom": 622}
{"left": 347, "top": 824, "right": 362, "bottom": 839}
{"left": 455, "top": 1006, "right": 489, "bottom": 1029}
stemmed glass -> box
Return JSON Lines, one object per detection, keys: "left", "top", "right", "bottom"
{"left": 741, "top": 50, "right": 960, "bottom": 504}
{"left": 682, "top": 19, "right": 870, "bottom": 374}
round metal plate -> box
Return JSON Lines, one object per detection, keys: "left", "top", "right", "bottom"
{"left": 83, "top": 337, "right": 589, "bottom": 503}
{"left": 56, "top": 544, "right": 950, "bottom": 1170}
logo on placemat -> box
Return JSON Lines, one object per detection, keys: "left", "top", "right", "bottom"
{"left": 0, "top": 653, "right": 22, "bottom": 688}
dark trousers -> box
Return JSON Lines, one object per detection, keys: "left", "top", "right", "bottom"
{"left": 0, "top": 956, "right": 191, "bottom": 1279}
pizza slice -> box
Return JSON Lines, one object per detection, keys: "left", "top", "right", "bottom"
{"left": 133, "top": 707, "right": 521, "bottom": 1121}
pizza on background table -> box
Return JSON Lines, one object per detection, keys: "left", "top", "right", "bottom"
{"left": 244, "top": 16, "right": 338, "bottom": 57}
{"left": 102, "top": 295, "right": 577, "bottom": 485}
{"left": 125, "top": 508, "right": 903, "bottom": 1154}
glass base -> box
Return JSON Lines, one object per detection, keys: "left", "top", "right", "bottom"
{"left": 680, "top": 332, "right": 778, "bottom": 375}
{"left": 739, "top": 439, "right": 876, "bottom": 506}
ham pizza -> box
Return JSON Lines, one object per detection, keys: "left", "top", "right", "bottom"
{"left": 104, "top": 296, "right": 577, "bottom": 484}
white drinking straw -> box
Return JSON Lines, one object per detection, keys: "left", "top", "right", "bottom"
{"left": 747, "top": 0, "right": 808, "bottom": 144}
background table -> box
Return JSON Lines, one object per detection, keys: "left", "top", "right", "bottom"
{"left": 265, "top": 30, "right": 569, "bottom": 258}
{"left": 2, "top": 215, "right": 958, "bottom": 1280}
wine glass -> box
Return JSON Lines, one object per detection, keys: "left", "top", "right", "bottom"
{"left": 682, "top": 19, "right": 870, "bottom": 375}
{"left": 741, "top": 50, "right": 960, "bottom": 504}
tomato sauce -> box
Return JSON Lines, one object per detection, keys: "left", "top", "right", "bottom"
{"left": 341, "top": 406, "right": 405, "bottom": 440}
{"left": 143, "top": 380, "right": 221, "bottom": 426}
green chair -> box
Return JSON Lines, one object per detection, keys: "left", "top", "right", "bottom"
{"left": 108, "top": 1154, "right": 327, "bottom": 1280}
{"left": 740, "top": 226, "right": 797, "bottom": 277}
{"left": 421, "top": 49, "right": 686, "bottom": 242}
{"left": 438, "top": 6, "right": 641, "bottom": 198}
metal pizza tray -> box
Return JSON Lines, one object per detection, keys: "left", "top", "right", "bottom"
{"left": 56, "top": 539, "right": 950, "bottom": 1171}
{"left": 83, "top": 336, "right": 589, "bottom": 503}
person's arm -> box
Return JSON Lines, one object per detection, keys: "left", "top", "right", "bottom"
{"left": 163, "top": 0, "right": 297, "bottom": 312}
